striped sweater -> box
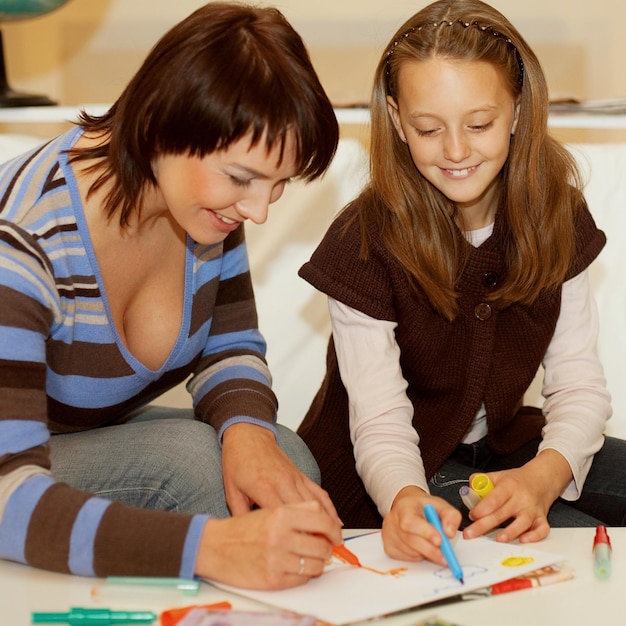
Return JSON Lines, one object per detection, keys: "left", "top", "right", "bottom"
{"left": 0, "top": 127, "right": 278, "bottom": 577}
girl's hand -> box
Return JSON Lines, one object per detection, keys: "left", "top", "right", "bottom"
{"left": 195, "top": 500, "right": 337, "bottom": 589}
{"left": 463, "top": 450, "right": 573, "bottom": 543}
{"left": 382, "top": 486, "right": 462, "bottom": 568}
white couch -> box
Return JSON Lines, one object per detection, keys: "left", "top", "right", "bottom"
{"left": 2, "top": 133, "right": 624, "bottom": 440}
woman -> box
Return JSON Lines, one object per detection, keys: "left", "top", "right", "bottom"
{"left": 0, "top": 2, "right": 342, "bottom": 589}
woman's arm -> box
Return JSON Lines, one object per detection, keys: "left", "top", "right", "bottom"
{"left": 186, "top": 227, "right": 279, "bottom": 440}
{"left": 187, "top": 230, "right": 339, "bottom": 523}
{"left": 195, "top": 500, "right": 340, "bottom": 590}
{"left": 0, "top": 227, "right": 202, "bottom": 578}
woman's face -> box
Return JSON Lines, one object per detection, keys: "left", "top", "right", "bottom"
{"left": 152, "top": 131, "right": 297, "bottom": 245}
{"left": 387, "top": 56, "right": 519, "bottom": 228}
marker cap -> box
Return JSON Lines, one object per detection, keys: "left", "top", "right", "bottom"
{"left": 470, "top": 474, "right": 494, "bottom": 498}
{"left": 593, "top": 525, "right": 612, "bottom": 550}
{"left": 458, "top": 485, "right": 481, "bottom": 510}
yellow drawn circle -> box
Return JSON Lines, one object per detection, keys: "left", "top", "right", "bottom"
{"left": 501, "top": 556, "right": 535, "bottom": 567}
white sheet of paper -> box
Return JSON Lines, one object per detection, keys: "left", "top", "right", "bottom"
{"left": 206, "top": 531, "right": 568, "bottom": 625}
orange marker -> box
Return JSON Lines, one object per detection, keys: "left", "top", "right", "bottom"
{"left": 332, "top": 543, "right": 362, "bottom": 567}
{"left": 160, "top": 602, "right": 232, "bottom": 626}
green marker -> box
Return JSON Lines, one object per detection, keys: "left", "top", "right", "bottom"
{"left": 105, "top": 576, "right": 200, "bottom": 595}
{"left": 32, "top": 607, "right": 157, "bottom": 625}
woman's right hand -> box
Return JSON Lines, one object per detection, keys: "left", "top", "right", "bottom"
{"left": 194, "top": 500, "right": 341, "bottom": 590}
{"left": 382, "top": 486, "right": 462, "bottom": 567}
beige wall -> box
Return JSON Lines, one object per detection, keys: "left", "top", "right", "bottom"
{"left": 3, "top": 0, "right": 625, "bottom": 111}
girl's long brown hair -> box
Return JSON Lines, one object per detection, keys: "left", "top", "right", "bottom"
{"left": 357, "top": 0, "right": 581, "bottom": 321}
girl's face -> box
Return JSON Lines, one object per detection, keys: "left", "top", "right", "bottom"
{"left": 152, "top": 132, "right": 297, "bottom": 245}
{"left": 387, "top": 57, "right": 519, "bottom": 228}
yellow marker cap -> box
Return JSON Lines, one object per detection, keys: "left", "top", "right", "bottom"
{"left": 470, "top": 473, "right": 494, "bottom": 498}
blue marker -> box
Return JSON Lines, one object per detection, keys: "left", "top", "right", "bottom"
{"left": 423, "top": 504, "right": 464, "bottom": 584}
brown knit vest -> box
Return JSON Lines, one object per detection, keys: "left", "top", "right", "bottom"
{"left": 298, "top": 201, "right": 606, "bottom": 527}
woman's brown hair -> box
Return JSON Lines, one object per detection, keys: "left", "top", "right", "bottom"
{"left": 69, "top": 2, "right": 338, "bottom": 227}
{"left": 358, "top": 0, "right": 581, "bottom": 320}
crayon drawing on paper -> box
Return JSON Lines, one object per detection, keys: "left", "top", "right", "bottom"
{"left": 207, "top": 531, "right": 566, "bottom": 625}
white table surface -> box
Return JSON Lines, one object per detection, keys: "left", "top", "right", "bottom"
{"left": 1, "top": 527, "right": 623, "bottom": 626}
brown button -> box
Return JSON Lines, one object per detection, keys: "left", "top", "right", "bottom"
{"left": 482, "top": 271, "right": 499, "bottom": 287}
{"left": 474, "top": 303, "right": 492, "bottom": 320}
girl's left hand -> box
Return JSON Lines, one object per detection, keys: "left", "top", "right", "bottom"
{"left": 462, "top": 449, "right": 573, "bottom": 543}
{"left": 221, "top": 422, "right": 343, "bottom": 532}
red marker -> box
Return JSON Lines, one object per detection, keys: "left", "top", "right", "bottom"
{"left": 593, "top": 525, "right": 612, "bottom": 580}
{"left": 490, "top": 567, "right": 574, "bottom": 594}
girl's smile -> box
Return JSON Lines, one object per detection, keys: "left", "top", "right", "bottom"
{"left": 442, "top": 165, "right": 479, "bottom": 179}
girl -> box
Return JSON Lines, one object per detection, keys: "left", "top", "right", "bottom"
{"left": 0, "top": 3, "right": 342, "bottom": 589}
{"left": 297, "top": 0, "right": 626, "bottom": 568}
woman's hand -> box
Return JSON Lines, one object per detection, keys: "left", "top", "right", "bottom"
{"left": 221, "top": 422, "right": 342, "bottom": 528}
{"left": 382, "top": 486, "right": 462, "bottom": 568}
{"left": 195, "top": 500, "right": 338, "bottom": 589}
{"left": 463, "top": 450, "right": 573, "bottom": 543}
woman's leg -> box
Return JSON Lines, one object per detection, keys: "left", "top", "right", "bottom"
{"left": 123, "top": 406, "right": 323, "bottom": 484}
{"left": 49, "top": 406, "right": 321, "bottom": 517}
{"left": 49, "top": 412, "right": 230, "bottom": 516}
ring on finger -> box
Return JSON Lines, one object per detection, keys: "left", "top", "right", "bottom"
{"left": 298, "top": 556, "right": 306, "bottom": 576}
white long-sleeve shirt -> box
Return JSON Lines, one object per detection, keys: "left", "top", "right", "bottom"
{"left": 329, "top": 224, "right": 612, "bottom": 516}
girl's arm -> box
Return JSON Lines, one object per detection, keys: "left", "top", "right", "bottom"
{"left": 329, "top": 298, "right": 461, "bottom": 563}
{"left": 539, "top": 268, "right": 611, "bottom": 498}
{"left": 328, "top": 298, "right": 426, "bottom": 512}
{"left": 464, "top": 269, "right": 611, "bottom": 543}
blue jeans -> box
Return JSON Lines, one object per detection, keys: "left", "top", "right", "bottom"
{"left": 48, "top": 406, "right": 321, "bottom": 517}
{"left": 428, "top": 436, "right": 626, "bottom": 528}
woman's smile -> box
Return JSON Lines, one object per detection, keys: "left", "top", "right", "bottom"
{"left": 205, "top": 208, "right": 241, "bottom": 233}
{"left": 151, "top": 132, "right": 298, "bottom": 245}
